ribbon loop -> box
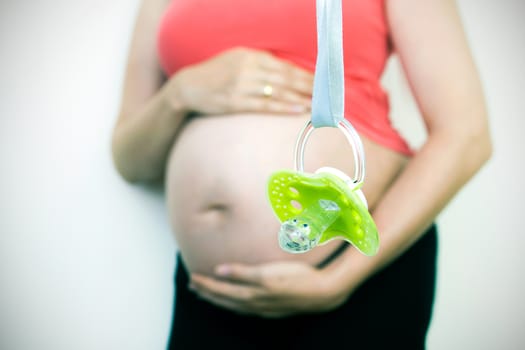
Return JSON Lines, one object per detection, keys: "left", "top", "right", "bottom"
{"left": 311, "top": 0, "right": 345, "bottom": 128}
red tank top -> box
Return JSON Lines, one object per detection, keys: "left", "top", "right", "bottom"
{"left": 157, "top": 0, "right": 412, "bottom": 155}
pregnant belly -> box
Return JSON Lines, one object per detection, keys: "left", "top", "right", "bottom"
{"left": 165, "top": 113, "right": 407, "bottom": 275}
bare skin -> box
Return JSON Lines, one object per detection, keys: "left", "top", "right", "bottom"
{"left": 112, "top": 0, "right": 492, "bottom": 318}
{"left": 166, "top": 112, "right": 407, "bottom": 275}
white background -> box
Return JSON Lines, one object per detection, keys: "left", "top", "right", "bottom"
{"left": 1, "top": 1, "right": 523, "bottom": 349}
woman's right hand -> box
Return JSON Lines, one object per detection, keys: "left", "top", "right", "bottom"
{"left": 164, "top": 47, "right": 314, "bottom": 115}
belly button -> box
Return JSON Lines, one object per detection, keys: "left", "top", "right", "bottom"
{"left": 199, "top": 203, "right": 231, "bottom": 220}
{"left": 204, "top": 203, "right": 230, "bottom": 212}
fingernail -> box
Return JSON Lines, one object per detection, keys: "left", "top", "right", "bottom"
{"left": 215, "top": 265, "right": 230, "bottom": 276}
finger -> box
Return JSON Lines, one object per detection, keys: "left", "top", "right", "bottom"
{"left": 257, "top": 52, "right": 314, "bottom": 82}
{"left": 241, "top": 96, "right": 309, "bottom": 114}
{"left": 246, "top": 81, "right": 312, "bottom": 107}
{"left": 214, "top": 263, "right": 265, "bottom": 284}
{"left": 191, "top": 273, "right": 263, "bottom": 301}
{"left": 259, "top": 70, "right": 314, "bottom": 97}
{"left": 256, "top": 55, "right": 314, "bottom": 95}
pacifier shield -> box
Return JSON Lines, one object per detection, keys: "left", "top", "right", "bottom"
{"left": 268, "top": 169, "right": 379, "bottom": 256}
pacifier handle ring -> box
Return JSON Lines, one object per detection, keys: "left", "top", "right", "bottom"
{"left": 293, "top": 119, "right": 366, "bottom": 187}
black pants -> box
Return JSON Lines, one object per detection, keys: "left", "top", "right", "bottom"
{"left": 168, "top": 224, "right": 438, "bottom": 350}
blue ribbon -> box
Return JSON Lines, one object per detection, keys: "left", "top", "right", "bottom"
{"left": 311, "top": 0, "right": 344, "bottom": 128}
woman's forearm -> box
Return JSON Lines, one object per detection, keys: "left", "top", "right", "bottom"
{"left": 324, "top": 125, "right": 492, "bottom": 298}
{"left": 112, "top": 81, "right": 187, "bottom": 183}
{"left": 318, "top": 0, "right": 495, "bottom": 304}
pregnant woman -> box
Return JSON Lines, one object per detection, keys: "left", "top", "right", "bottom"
{"left": 111, "top": 0, "right": 492, "bottom": 348}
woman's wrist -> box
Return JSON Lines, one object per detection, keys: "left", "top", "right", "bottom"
{"left": 161, "top": 72, "right": 191, "bottom": 115}
{"left": 321, "top": 257, "right": 358, "bottom": 305}
{"left": 321, "top": 244, "right": 385, "bottom": 303}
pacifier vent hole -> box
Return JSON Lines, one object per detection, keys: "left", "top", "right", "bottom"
{"left": 290, "top": 200, "right": 302, "bottom": 210}
{"left": 289, "top": 187, "right": 299, "bottom": 195}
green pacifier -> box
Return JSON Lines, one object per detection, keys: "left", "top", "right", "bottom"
{"left": 267, "top": 0, "right": 379, "bottom": 256}
{"left": 267, "top": 120, "right": 379, "bottom": 256}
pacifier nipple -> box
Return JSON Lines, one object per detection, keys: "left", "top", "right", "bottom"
{"left": 278, "top": 220, "right": 314, "bottom": 253}
{"left": 278, "top": 199, "right": 340, "bottom": 253}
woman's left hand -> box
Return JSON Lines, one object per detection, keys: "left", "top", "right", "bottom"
{"left": 189, "top": 261, "right": 349, "bottom": 318}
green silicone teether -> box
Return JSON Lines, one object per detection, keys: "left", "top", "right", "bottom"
{"left": 267, "top": 167, "right": 379, "bottom": 256}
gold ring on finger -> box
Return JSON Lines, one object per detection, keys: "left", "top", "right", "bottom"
{"left": 262, "top": 84, "right": 273, "bottom": 98}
